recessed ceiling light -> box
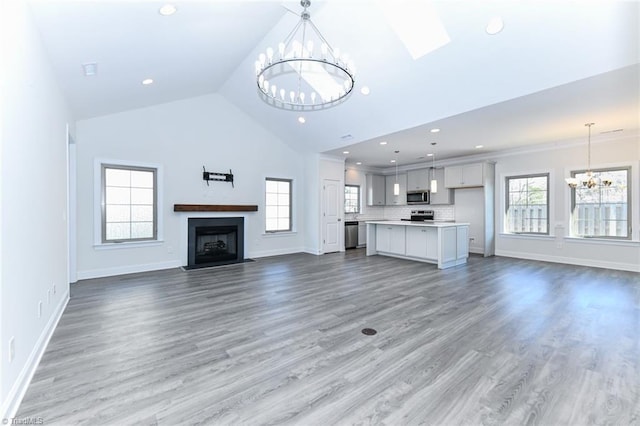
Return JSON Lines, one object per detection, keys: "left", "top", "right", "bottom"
{"left": 82, "top": 63, "right": 97, "bottom": 76}
{"left": 380, "top": 141, "right": 388, "bottom": 145}
{"left": 298, "top": 116, "right": 306, "bottom": 124}
{"left": 356, "top": 162, "right": 362, "bottom": 165}
{"left": 390, "top": 159, "right": 396, "bottom": 163}
{"left": 360, "top": 86, "right": 370, "bottom": 95}
{"left": 343, "top": 151, "right": 350, "bottom": 154}
{"left": 430, "top": 128, "right": 440, "bottom": 133}
{"left": 475, "top": 144, "right": 484, "bottom": 149}
{"left": 486, "top": 17, "right": 504, "bottom": 35}
{"left": 427, "top": 153, "right": 434, "bottom": 157}
{"left": 159, "top": 4, "right": 177, "bottom": 16}
{"left": 142, "top": 78, "right": 154, "bottom": 85}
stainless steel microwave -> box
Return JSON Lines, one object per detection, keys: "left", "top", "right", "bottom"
{"left": 407, "top": 190, "right": 430, "bottom": 204}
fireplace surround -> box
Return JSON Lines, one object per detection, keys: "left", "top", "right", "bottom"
{"left": 187, "top": 217, "right": 244, "bottom": 269}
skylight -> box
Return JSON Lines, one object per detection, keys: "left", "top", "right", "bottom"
{"left": 379, "top": 0, "right": 451, "bottom": 60}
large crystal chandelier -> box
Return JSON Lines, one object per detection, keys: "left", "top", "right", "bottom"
{"left": 254, "top": 0, "right": 356, "bottom": 111}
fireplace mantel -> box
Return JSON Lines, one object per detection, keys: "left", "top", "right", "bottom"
{"left": 174, "top": 204, "right": 258, "bottom": 212}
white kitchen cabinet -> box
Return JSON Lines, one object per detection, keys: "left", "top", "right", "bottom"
{"left": 385, "top": 173, "right": 407, "bottom": 205}
{"left": 429, "top": 168, "right": 454, "bottom": 205}
{"left": 456, "top": 225, "right": 469, "bottom": 259}
{"left": 444, "top": 163, "right": 485, "bottom": 188}
{"left": 406, "top": 226, "right": 437, "bottom": 259}
{"left": 407, "top": 168, "right": 430, "bottom": 191}
{"left": 367, "top": 221, "right": 469, "bottom": 269}
{"left": 366, "top": 174, "right": 386, "bottom": 206}
{"left": 375, "top": 224, "right": 405, "bottom": 255}
{"left": 357, "top": 222, "right": 367, "bottom": 247}
{"left": 451, "top": 162, "right": 495, "bottom": 257}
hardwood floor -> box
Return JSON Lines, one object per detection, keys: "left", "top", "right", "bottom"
{"left": 17, "top": 250, "right": 640, "bottom": 425}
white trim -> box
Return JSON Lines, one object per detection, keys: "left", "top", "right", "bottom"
{"left": 564, "top": 162, "right": 635, "bottom": 240}
{"left": 0, "top": 293, "right": 69, "bottom": 420}
{"left": 76, "top": 260, "right": 181, "bottom": 280}
{"left": 564, "top": 236, "right": 639, "bottom": 247}
{"left": 499, "top": 170, "right": 554, "bottom": 236}
{"left": 93, "top": 240, "right": 165, "bottom": 250}
{"left": 261, "top": 231, "right": 298, "bottom": 237}
{"left": 249, "top": 247, "right": 305, "bottom": 258}
{"left": 499, "top": 233, "right": 554, "bottom": 240}
{"left": 264, "top": 176, "right": 296, "bottom": 233}
{"left": 495, "top": 250, "right": 640, "bottom": 273}
{"left": 93, "top": 158, "right": 164, "bottom": 247}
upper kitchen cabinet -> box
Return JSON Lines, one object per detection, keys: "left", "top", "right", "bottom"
{"left": 407, "top": 168, "right": 430, "bottom": 191}
{"left": 444, "top": 163, "right": 487, "bottom": 188}
{"left": 385, "top": 173, "right": 407, "bottom": 205}
{"left": 366, "top": 174, "right": 386, "bottom": 206}
{"left": 429, "top": 168, "right": 454, "bottom": 205}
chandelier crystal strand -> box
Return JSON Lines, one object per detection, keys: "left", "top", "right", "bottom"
{"left": 255, "top": 0, "right": 355, "bottom": 111}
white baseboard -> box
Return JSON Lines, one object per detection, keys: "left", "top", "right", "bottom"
{"left": 249, "top": 247, "right": 305, "bottom": 259}
{"left": 303, "top": 248, "right": 322, "bottom": 255}
{"left": 1, "top": 292, "right": 69, "bottom": 420}
{"left": 495, "top": 250, "right": 640, "bottom": 272}
{"left": 77, "top": 260, "right": 182, "bottom": 280}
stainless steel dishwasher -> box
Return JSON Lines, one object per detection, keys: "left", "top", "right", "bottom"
{"left": 344, "top": 221, "right": 359, "bottom": 249}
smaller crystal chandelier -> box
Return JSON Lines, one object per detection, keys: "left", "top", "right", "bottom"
{"left": 565, "top": 123, "right": 612, "bottom": 189}
{"left": 254, "top": 0, "right": 355, "bottom": 111}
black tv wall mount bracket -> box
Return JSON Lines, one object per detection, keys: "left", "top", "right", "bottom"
{"left": 202, "top": 166, "right": 234, "bottom": 187}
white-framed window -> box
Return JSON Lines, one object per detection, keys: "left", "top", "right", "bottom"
{"left": 344, "top": 185, "right": 360, "bottom": 213}
{"left": 265, "top": 178, "right": 292, "bottom": 232}
{"left": 94, "top": 159, "right": 163, "bottom": 246}
{"left": 570, "top": 167, "right": 630, "bottom": 239}
{"left": 505, "top": 173, "right": 549, "bottom": 234}
{"left": 102, "top": 164, "right": 157, "bottom": 242}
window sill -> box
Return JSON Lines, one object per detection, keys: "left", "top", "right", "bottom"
{"left": 94, "top": 240, "right": 164, "bottom": 250}
{"left": 262, "top": 231, "right": 297, "bottom": 237}
{"left": 564, "top": 236, "right": 639, "bottom": 247}
{"left": 499, "top": 233, "right": 639, "bottom": 247}
{"left": 499, "top": 233, "right": 553, "bottom": 240}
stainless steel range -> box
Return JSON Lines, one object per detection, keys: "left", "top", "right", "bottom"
{"left": 401, "top": 210, "right": 435, "bottom": 221}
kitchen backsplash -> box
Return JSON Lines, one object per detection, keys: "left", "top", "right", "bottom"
{"left": 346, "top": 205, "right": 454, "bottom": 221}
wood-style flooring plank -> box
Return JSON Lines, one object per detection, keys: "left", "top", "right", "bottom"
{"left": 16, "top": 250, "right": 640, "bottom": 425}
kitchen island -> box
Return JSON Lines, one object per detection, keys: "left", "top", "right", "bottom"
{"left": 366, "top": 221, "right": 470, "bottom": 269}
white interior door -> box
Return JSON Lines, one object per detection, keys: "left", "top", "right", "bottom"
{"left": 322, "top": 179, "right": 341, "bottom": 253}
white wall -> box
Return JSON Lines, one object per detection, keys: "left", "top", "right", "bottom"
{"left": 75, "top": 93, "right": 307, "bottom": 279}
{"left": 0, "top": 0, "right": 72, "bottom": 417}
{"left": 494, "top": 135, "right": 640, "bottom": 272}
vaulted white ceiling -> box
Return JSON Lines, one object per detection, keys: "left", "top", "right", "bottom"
{"left": 28, "top": 0, "right": 640, "bottom": 167}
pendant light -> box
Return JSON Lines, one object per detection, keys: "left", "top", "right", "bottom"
{"left": 565, "top": 123, "right": 611, "bottom": 189}
{"left": 430, "top": 142, "right": 438, "bottom": 193}
{"left": 393, "top": 150, "right": 400, "bottom": 196}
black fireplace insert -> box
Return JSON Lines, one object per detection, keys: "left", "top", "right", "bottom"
{"left": 187, "top": 217, "right": 244, "bottom": 269}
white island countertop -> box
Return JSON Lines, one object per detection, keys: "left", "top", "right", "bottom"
{"left": 366, "top": 221, "right": 471, "bottom": 269}
{"left": 366, "top": 220, "right": 470, "bottom": 227}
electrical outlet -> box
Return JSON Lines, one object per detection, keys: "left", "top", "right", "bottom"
{"left": 167, "top": 245, "right": 173, "bottom": 254}
{"left": 9, "top": 337, "right": 15, "bottom": 363}
{"left": 38, "top": 301, "right": 42, "bottom": 318}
